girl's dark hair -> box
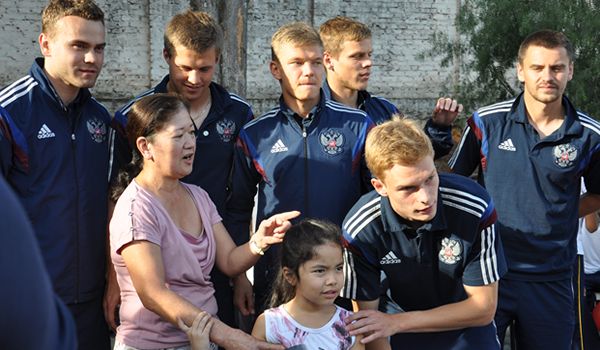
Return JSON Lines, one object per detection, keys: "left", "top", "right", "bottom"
{"left": 109, "top": 93, "right": 189, "bottom": 202}
{"left": 268, "top": 219, "right": 343, "bottom": 308}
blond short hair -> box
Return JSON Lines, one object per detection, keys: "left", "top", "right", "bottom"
{"left": 164, "top": 10, "right": 223, "bottom": 57}
{"left": 42, "top": 0, "right": 104, "bottom": 36}
{"left": 319, "top": 16, "right": 371, "bottom": 56}
{"left": 365, "top": 115, "right": 433, "bottom": 180}
{"left": 271, "top": 22, "right": 323, "bottom": 62}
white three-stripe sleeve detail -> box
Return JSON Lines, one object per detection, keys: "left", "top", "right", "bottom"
{"left": 479, "top": 225, "right": 499, "bottom": 285}
{"left": 1, "top": 81, "right": 38, "bottom": 108}
{"left": 442, "top": 201, "right": 482, "bottom": 218}
{"left": 107, "top": 128, "right": 116, "bottom": 182}
{"left": 350, "top": 210, "right": 381, "bottom": 239}
{"left": 343, "top": 197, "right": 380, "bottom": 232}
{"left": 448, "top": 125, "right": 471, "bottom": 167}
{"left": 342, "top": 248, "right": 357, "bottom": 299}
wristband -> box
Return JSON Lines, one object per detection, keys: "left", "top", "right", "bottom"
{"left": 249, "top": 238, "right": 267, "bottom": 256}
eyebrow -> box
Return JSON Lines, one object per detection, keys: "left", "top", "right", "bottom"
{"left": 69, "top": 40, "right": 106, "bottom": 47}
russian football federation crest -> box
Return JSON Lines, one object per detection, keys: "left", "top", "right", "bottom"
{"left": 86, "top": 118, "right": 107, "bottom": 143}
{"left": 438, "top": 237, "right": 462, "bottom": 265}
{"left": 216, "top": 119, "right": 236, "bottom": 142}
{"left": 553, "top": 143, "right": 578, "bottom": 168}
{"left": 319, "top": 129, "right": 344, "bottom": 155}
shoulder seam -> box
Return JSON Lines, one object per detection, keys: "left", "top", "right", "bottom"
{"left": 578, "top": 112, "right": 600, "bottom": 136}
{"left": 476, "top": 99, "right": 515, "bottom": 117}
{"left": 229, "top": 93, "right": 250, "bottom": 107}
{"left": 325, "top": 100, "right": 368, "bottom": 117}
{"left": 0, "top": 76, "right": 38, "bottom": 108}
{"left": 119, "top": 89, "right": 156, "bottom": 115}
{"left": 343, "top": 197, "right": 381, "bottom": 239}
{"left": 440, "top": 186, "right": 488, "bottom": 218}
{"left": 245, "top": 108, "right": 280, "bottom": 128}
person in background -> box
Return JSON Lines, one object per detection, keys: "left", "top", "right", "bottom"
{"left": 225, "top": 21, "right": 374, "bottom": 315}
{"left": 0, "top": 1, "right": 112, "bottom": 348}
{"left": 319, "top": 16, "right": 462, "bottom": 158}
{"left": 575, "top": 180, "right": 600, "bottom": 349}
{"left": 0, "top": 167, "right": 77, "bottom": 350}
{"left": 449, "top": 30, "right": 600, "bottom": 348}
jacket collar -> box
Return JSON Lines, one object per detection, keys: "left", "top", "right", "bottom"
{"left": 156, "top": 75, "right": 232, "bottom": 125}
{"left": 379, "top": 191, "right": 447, "bottom": 236}
{"left": 508, "top": 92, "right": 582, "bottom": 138}
{"left": 30, "top": 57, "right": 91, "bottom": 110}
{"left": 323, "top": 79, "right": 370, "bottom": 110}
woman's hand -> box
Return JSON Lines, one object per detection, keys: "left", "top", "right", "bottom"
{"left": 178, "top": 312, "right": 214, "bottom": 350}
{"left": 251, "top": 211, "right": 301, "bottom": 253}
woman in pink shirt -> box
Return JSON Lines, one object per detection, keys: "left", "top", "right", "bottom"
{"left": 109, "top": 93, "right": 297, "bottom": 350}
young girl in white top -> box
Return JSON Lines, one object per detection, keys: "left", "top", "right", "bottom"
{"left": 252, "top": 219, "right": 364, "bottom": 350}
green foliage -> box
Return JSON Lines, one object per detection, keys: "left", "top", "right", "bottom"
{"left": 422, "top": 0, "right": 600, "bottom": 119}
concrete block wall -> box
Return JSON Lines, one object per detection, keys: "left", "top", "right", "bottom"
{"left": 0, "top": 0, "right": 458, "bottom": 117}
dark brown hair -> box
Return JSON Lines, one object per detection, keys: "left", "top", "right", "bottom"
{"left": 110, "top": 94, "right": 189, "bottom": 202}
{"left": 518, "top": 30, "right": 574, "bottom": 63}
{"left": 268, "top": 219, "right": 343, "bottom": 308}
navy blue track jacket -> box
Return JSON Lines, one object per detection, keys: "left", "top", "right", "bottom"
{"left": 225, "top": 94, "right": 374, "bottom": 305}
{"left": 0, "top": 58, "right": 112, "bottom": 303}
{"left": 449, "top": 93, "right": 600, "bottom": 280}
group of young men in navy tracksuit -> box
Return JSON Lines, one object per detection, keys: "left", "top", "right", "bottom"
{"left": 1, "top": 1, "right": 599, "bottom": 349}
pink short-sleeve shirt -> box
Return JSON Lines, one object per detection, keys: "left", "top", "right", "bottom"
{"left": 110, "top": 181, "right": 222, "bottom": 349}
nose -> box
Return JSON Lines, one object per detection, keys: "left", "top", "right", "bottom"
{"left": 302, "top": 62, "right": 316, "bottom": 77}
{"left": 325, "top": 271, "right": 339, "bottom": 286}
{"left": 417, "top": 186, "right": 434, "bottom": 205}
{"left": 84, "top": 50, "right": 99, "bottom": 64}
{"left": 187, "top": 70, "right": 201, "bottom": 85}
{"left": 363, "top": 56, "right": 372, "bottom": 69}
{"left": 185, "top": 132, "right": 196, "bottom": 147}
{"left": 541, "top": 66, "right": 554, "bottom": 81}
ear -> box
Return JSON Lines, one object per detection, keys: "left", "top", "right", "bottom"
{"left": 282, "top": 267, "right": 297, "bottom": 286}
{"left": 568, "top": 61, "right": 574, "bottom": 82}
{"left": 270, "top": 60, "right": 282, "bottom": 81}
{"left": 371, "top": 177, "right": 388, "bottom": 197}
{"left": 136, "top": 136, "right": 153, "bottom": 161}
{"left": 323, "top": 51, "right": 335, "bottom": 72}
{"left": 39, "top": 32, "right": 51, "bottom": 57}
{"left": 163, "top": 48, "right": 171, "bottom": 63}
{"left": 516, "top": 62, "right": 524, "bottom": 83}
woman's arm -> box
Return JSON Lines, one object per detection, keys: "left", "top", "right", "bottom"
{"left": 213, "top": 211, "right": 300, "bottom": 277}
{"left": 121, "top": 240, "right": 282, "bottom": 350}
{"left": 121, "top": 240, "right": 200, "bottom": 325}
